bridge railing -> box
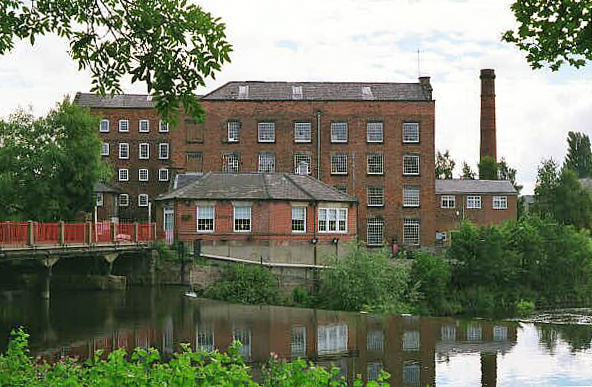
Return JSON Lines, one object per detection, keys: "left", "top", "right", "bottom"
{"left": 0, "top": 221, "right": 157, "bottom": 248}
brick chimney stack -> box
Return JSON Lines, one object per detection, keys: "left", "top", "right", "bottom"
{"left": 480, "top": 69, "right": 497, "bottom": 162}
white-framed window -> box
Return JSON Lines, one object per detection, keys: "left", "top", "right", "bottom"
{"left": 139, "top": 119, "right": 150, "bottom": 133}
{"left": 119, "top": 194, "right": 129, "bottom": 207}
{"left": 402, "top": 330, "right": 420, "bottom": 351}
{"left": 258, "top": 122, "right": 275, "bottom": 143}
{"left": 291, "top": 206, "right": 306, "bottom": 233}
{"left": 291, "top": 326, "right": 306, "bottom": 357}
{"left": 138, "top": 168, "right": 149, "bottom": 182}
{"left": 403, "top": 218, "right": 420, "bottom": 246}
{"left": 294, "top": 122, "right": 311, "bottom": 142}
{"left": 197, "top": 206, "right": 215, "bottom": 232}
{"left": 403, "top": 362, "right": 421, "bottom": 386}
{"left": 367, "top": 153, "right": 384, "bottom": 174}
{"left": 467, "top": 196, "right": 482, "bottom": 209}
{"left": 238, "top": 85, "right": 249, "bottom": 99}
{"left": 227, "top": 120, "right": 240, "bottom": 142}
{"left": 330, "top": 122, "right": 348, "bottom": 143}
{"left": 118, "top": 119, "right": 129, "bottom": 132}
{"left": 367, "top": 186, "right": 384, "bottom": 207}
{"left": 119, "top": 143, "right": 129, "bottom": 159}
{"left": 294, "top": 152, "right": 311, "bottom": 175}
{"left": 441, "top": 195, "right": 456, "bottom": 209}
{"left": 232, "top": 327, "right": 252, "bottom": 361}
{"left": 159, "top": 168, "right": 169, "bottom": 181}
{"left": 403, "top": 122, "right": 419, "bottom": 143}
{"left": 367, "top": 330, "right": 384, "bottom": 352}
{"left": 367, "top": 362, "right": 383, "bottom": 382}
{"left": 159, "top": 120, "right": 169, "bottom": 132}
{"left": 292, "top": 86, "right": 303, "bottom": 100}
{"left": 403, "top": 186, "right": 420, "bottom": 207}
{"left": 367, "top": 218, "right": 384, "bottom": 246}
{"left": 118, "top": 168, "right": 129, "bottom": 182}
{"left": 96, "top": 193, "right": 104, "bottom": 207}
{"left": 138, "top": 194, "right": 149, "bottom": 207}
{"left": 139, "top": 143, "right": 150, "bottom": 159}
{"left": 441, "top": 325, "right": 456, "bottom": 342}
{"left": 100, "top": 119, "right": 110, "bottom": 133}
{"left": 101, "top": 142, "right": 110, "bottom": 156}
{"left": 367, "top": 122, "right": 383, "bottom": 143}
{"left": 467, "top": 325, "right": 482, "bottom": 341}
{"left": 403, "top": 155, "right": 420, "bottom": 175}
{"left": 233, "top": 206, "right": 251, "bottom": 232}
{"left": 318, "top": 208, "right": 348, "bottom": 233}
{"left": 258, "top": 153, "right": 275, "bottom": 173}
{"left": 331, "top": 153, "right": 347, "bottom": 175}
{"left": 493, "top": 326, "right": 508, "bottom": 341}
{"left": 222, "top": 153, "right": 240, "bottom": 173}
{"left": 195, "top": 324, "right": 215, "bottom": 352}
{"left": 159, "top": 143, "right": 170, "bottom": 159}
{"left": 493, "top": 196, "right": 508, "bottom": 209}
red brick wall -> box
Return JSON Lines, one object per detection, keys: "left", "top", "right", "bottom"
{"left": 435, "top": 194, "right": 517, "bottom": 233}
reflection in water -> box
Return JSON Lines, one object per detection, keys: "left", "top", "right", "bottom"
{"left": 1, "top": 288, "right": 591, "bottom": 387}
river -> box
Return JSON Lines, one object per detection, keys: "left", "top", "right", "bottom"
{"left": 1, "top": 287, "right": 591, "bottom": 387}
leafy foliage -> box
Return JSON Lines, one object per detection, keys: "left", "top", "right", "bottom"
{"left": 0, "top": 0, "right": 232, "bottom": 122}
{"left": 410, "top": 251, "right": 454, "bottom": 315}
{"left": 460, "top": 162, "right": 476, "bottom": 180}
{"left": 478, "top": 156, "right": 498, "bottom": 180}
{"left": 435, "top": 150, "right": 455, "bottom": 179}
{"left": 564, "top": 131, "right": 592, "bottom": 178}
{"left": 0, "top": 99, "right": 111, "bottom": 221}
{"left": 204, "top": 264, "right": 280, "bottom": 305}
{"left": 503, "top": 0, "right": 592, "bottom": 70}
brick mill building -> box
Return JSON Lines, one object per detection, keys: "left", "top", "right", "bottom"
{"left": 76, "top": 77, "right": 436, "bottom": 247}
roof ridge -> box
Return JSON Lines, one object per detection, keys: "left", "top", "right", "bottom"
{"left": 302, "top": 174, "right": 353, "bottom": 201}
{"left": 261, "top": 174, "right": 272, "bottom": 200}
{"left": 283, "top": 173, "right": 315, "bottom": 201}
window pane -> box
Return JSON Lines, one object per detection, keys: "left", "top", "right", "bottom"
{"left": 223, "top": 153, "right": 240, "bottom": 173}
{"left": 294, "top": 152, "right": 311, "bottom": 175}
{"left": 331, "top": 122, "right": 348, "bottom": 142}
{"left": 367, "top": 153, "right": 384, "bottom": 174}
{"left": 403, "top": 155, "right": 420, "bottom": 175}
{"left": 403, "top": 186, "right": 420, "bottom": 207}
{"left": 367, "top": 187, "right": 384, "bottom": 206}
{"left": 403, "top": 218, "right": 420, "bottom": 245}
{"left": 197, "top": 206, "right": 215, "bottom": 231}
{"left": 292, "top": 207, "right": 306, "bottom": 232}
{"left": 367, "top": 218, "right": 384, "bottom": 246}
{"left": 227, "top": 120, "right": 240, "bottom": 142}
{"left": 234, "top": 206, "right": 251, "bottom": 231}
{"left": 367, "top": 122, "right": 383, "bottom": 142}
{"left": 331, "top": 153, "right": 347, "bottom": 174}
{"left": 294, "top": 122, "right": 311, "bottom": 142}
{"left": 258, "top": 153, "right": 275, "bottom": 173}
{"left": 258, "top": 122, "right": 275, "bottom": 142}
{"left": 403, "top": 122, "right": 419, "bottom": 142}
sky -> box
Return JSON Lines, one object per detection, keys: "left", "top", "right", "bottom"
{"left": 1, "top": 0, "right": 591, "bottom": 194}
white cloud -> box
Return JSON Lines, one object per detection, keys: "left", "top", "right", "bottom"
{"left": 1, "top": 0, "right": 591, "bottom": 193}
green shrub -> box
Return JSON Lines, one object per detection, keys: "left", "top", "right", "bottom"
{"left": 204, "top": 264, "right": 280, "bottom": 305}
{"left": 410, "top": 251, "right": 452, "bottom": 315}
{"left": 516, "top": 299, "right": 536, "bottom": 317}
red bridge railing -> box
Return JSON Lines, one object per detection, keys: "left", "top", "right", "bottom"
{"left": 0, "top": 221, "right": 157, "bottom": 248}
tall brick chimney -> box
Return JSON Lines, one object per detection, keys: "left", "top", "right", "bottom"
{"left": 480, "top": 69, "right": 497, "bottom": 162}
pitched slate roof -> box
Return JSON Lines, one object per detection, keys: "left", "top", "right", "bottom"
{"left": 436, "top": 179, "right": 518, "bottom": 195}
{"left": 93, "top": 181, "right": 122, "bottom": 194}
{"left": 156, "top": 173, "right": 357, "bottom": 203}
{"left": 74, "top": 93, "right": 156, "bottom": 108}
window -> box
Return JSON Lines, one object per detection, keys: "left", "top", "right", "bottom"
{"left": 101, "top": 142, "right": 109, "bottom": 156}
{"left": 403, "top": 186, "right": 420, "bottom": 207}
{"left": 292, "top": 206, "right": 306, "bottom": 233}
{"left": 467, "top": 196, "right": 482, "bottom": 209}
{"left": 232, "top": 327, "right": 251, "bottom": 361}
{"left": 119, "top": 143, "right": 129, "bottom": 159}
{"left": 139, "top": 119, "right": 149, "bottom": 132}
{"left": 159, "top": 120, "right": 169, "bottom": 132}
{"left": 367, "top": 330, "right": 384, "bottom": 352}
{"left": 403, "top": 122, "right": 419, "bottom": 143}
{"left": 403, "top": 154, "right": 420, "bottom": 175}
{"left": 467, "top": 325, "right": 482, "bottom": 341}
{"left": 493, "top": 196, "right": 508, "bottom": 209}
{"left": 234, "top": 206, "right": 251, "bottom": 232}
{"left": 441, "top": 195, "right": 455, "bottom": 208}
{"left": 227, "top": 120, "right": 240, "bottom": 142}
{"left": 186, "top": 152, "right": 203, "bottom": 172}
{"left": 367, "top": 362, "right": 383, "bottom": 382}
{"left": 96, "top": 193, "right": 104, "bottom": 207}
{"left": 403, "top": 218, "right": 420, "bottom": 245}
{"left": 258, "top": 153, "right": 275, "bottom": 173}
{"left": 331, "top": 153, "right": 347, "bottom": 175}
{"left": 441, "top": 325, "right": 456, "bottom": 341}
{"left": 100, "top": 119, "right": 109, "bottom": 132}
{"left": 139, "top": 143, "right": 149, "bottom": 159}
{"left": 222, "top": 153, "right": 240, "bottom": 173}
{"left": 402, "top": 330, "right": 420, "bottom": 351}
{"left": 318, "top": 208, "right": 347, "bottom": 233}
{"left": 367, "top": 122, "right": 383, "bottom": 142}
{"left": 119, "top": 119, "right": 129, "bottom": 132}
{"left": 318, "top": 325, "right": 348, "bottom": 355}
{"left": 138, "top": 168, "right": 149, "bottom": 181}
{"left": 291, "top": 326, "right": 306, "bottom": 357}
{"left": 159, "top": 143, "right": 169, "bottom": 159}
{"left": 138, "top": 194, "right": 149, "bottom": 207}
{"left": 294, "top": 152, "right": 311, "bottom": 175}
{"left": 119, "top": 194, "right": 129, "bottom": 207}
{"left": 197, "top": 206, "right": 215, "bottom": 232}
{"left": 493, "top": 326, "right": 508, "bottom": 341}
{"left": 367, "top": 218, "right": 384, "bottom": 246}
{"left": 292, "top": 86, "right": 303, "bottom": 100}
{"left": 403, "top": 362, "right": 421, "bottom": 387}
{"left": 330, "top": 122, "right": 347, "bottom": 143}
{"left": 118, "top": 168, "right": 129, "bottom": 182}
{"left": 185, "top": 117, "right": 203, "bottom": 143}
{"left": 195, "top": 324, "right": 215, "bottom": 352}
{"left": 367, "top": 186, "right": 384, "bottom": 207}
{"left": 362, "top": 86, "right": 374, "bottom": 100}
{"left": 258, "top": 122, "right": 275, "bottom": 142}
{"left": 367, "top": 153, "right": 384, "bottom": 174}
{"left": 238, "top": 85, "right": 249, "bottom": 99}
{"left": 294, "top": 122, "right": 311, "bottom": 142}
{"left": 159, "top": 168, "right": 169, "bottom": 181}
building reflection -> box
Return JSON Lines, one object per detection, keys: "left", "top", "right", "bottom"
{"left": 33, "top": 298, "right": 518, "bottom": 387}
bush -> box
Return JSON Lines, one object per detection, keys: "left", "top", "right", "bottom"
{"left": 410, "top": 251, "right": 452, "bottom": 315}
{"left": 204, "top": 264, "right": 280, "bottom": 305}
{"left": 516, "top": 300, "right": 536, "bottom": 317}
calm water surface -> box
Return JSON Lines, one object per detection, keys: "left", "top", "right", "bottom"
{"left": 1, "top": 287, "right": 591, "bottom": 387}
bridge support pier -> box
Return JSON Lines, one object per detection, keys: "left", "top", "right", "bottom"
{"left": 102, "top": 253, "right": 120, "bottom": 276}
{"left": 40, "top": 257, "right": 60, "bottom": 300}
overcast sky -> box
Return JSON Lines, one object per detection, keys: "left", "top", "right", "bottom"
{"left": 1, "top": 0, "right": 591, "bottom": 194}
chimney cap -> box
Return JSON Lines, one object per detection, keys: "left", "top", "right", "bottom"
{"left": 419, "top": 76, "right": 431, "bottom": 86}
{"left": 480, "top": 69, "right": 496, "bottom": 79}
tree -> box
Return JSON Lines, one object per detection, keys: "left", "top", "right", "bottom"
{"left": 435, "top": 150, "right": 455, "bottom": 179}
{"left": 503, "top": 1, "right": 592, "bottom": 70}
{"left": 498, "top": 157, "right": 523, "bottom": 192}
{"left": 533, "top": 158, "right": 560, "bottom": 218}
{"left": 478, "top": 156, "right": 498, "bottom": 180}
{"left": 461, "top": 162, "right": 476, "bottom": 180}
{"left": 0, "top": 0, "right": 232, "bottom": 122}
{"left": 564, "top": 131, "right": 592, "bottom": 178}
{"left": 0, "top": 99, "right": 111, "bottom": 221}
